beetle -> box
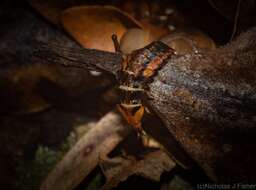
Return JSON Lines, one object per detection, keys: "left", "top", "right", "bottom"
{"left": 112, "top": 34, "right": 175, "bottom": 134}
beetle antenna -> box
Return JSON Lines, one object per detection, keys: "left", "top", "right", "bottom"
{"left": 111, "top": 34, "right": 121, "bottom": 53}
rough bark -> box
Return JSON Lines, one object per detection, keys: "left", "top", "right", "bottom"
{"left": 0, "top": 1, "right": 122, "bottom": 74}
{"left": 33, "top": 42, "right": 122, "bottom": 74}
{"left": 147, "top": 27, "right": 256, "bottom": 182}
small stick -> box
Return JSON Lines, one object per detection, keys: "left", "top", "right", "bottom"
{"left": 40, "top": 111, "right": 131, "bottom": 190}
{"left": 230, "top": 0, "right": 241, "bottom": 41}
{"left": 111, "top": 34, "right": 121, "bottom": 53}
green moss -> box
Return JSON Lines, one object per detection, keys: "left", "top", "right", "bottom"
{"left": 15, "top": 125, "right": 103, "bottom": 190}
{"left": 16, "top": 146, "right": 62, "bottom": 190}
{"left": 16, "top": 132, "right": 76, "bottom": 190}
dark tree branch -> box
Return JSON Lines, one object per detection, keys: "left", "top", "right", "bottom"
{"left": 147, "top": 27, "right": 256, "bottom": 182}
{"left": 33, "top": 42, "right": 123, "bottom": 75}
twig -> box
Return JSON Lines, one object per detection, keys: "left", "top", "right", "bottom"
{"left": 33, "top": 42, "right": 123, "bottom": 75}
{"left": 40, "top": 111, "right": 131, "bottom": 190}
{"left": 230, "top": 0, "right": 241, "bottom": 41}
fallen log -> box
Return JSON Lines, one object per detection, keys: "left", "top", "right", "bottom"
{"left": 147, "top": 28, "right": 256, "bottom": 182}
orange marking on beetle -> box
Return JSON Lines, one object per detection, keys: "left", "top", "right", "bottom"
{"left": 117, "top": 104, "right": 145, "bottom": 132}
{"left": 143, "top": 49, "right": 174, "bottom": 78}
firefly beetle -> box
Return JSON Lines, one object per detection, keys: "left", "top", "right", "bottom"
{"left": 112, "top": 34, "right": 175, "bottom": 133}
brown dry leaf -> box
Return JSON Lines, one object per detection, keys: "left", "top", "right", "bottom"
{"left": 26, "top": 0, "right": 88, "bottom": 26}
{"left": 0, "top": 63, "right": 112, "bottom": 114}
{"left": 118, "top": 0, "right": 151, "bottom": 20}
{"left": 100, "top": 150, "right": 176, "bottom": 190}
{"left": 26, "top": 0, "right": 64, "bottom": 26}
{"left": 0, "top": 64, "right": 57, "bottom": 114}
{"left": 161, "top": 29, "right": 216, "bottom": 54}
{"left": 118, "top": 0, "right": 164, "bottom": 21}
{"left": 161, "top": 175, "right": 194, "bottom": 190}
{"left": 61, "top": 6, "right": 143, "bottom": 52}
{"left": 141, "top": 19, "right": 169, "bottom": 40}
{"left": 120, "top": 28, "right": 154, "bottom": 54}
